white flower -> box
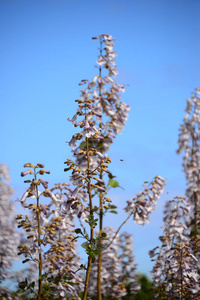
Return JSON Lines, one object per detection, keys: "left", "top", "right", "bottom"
{"left": 82, "top": 121, "right": 98, "bottom": 138}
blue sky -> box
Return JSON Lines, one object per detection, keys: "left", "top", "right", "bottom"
{"left": 1, "top": 0, "right": 200, "bottom": 277}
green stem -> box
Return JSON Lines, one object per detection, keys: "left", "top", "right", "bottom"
{"left": 82, "top": 136, "right": 94, "bottom": 300}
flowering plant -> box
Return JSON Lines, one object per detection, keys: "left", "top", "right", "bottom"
{"left": 150, "top": 88, "right": 200, "bottom": 299}
{"left": 1, "top": 34, "right": 167, "bottom": 300}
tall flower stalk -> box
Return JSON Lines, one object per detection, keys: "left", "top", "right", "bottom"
{"left": 17, "top": 163, "right": 51, "bottom": 299}
{"left": 17, "top": 164, "right": 82, "bottom": 299}
{"left": 65, "top": 34, "right": 166, "bottom": 299}
{"left": 15, "top": 34, "right": 167, "bottom": 300}
{"left": 82, "top": 134, "right": 95, "bottom": 300}
{"left": 177, "top": 88, "right": 200, "bottom": 276}
{"left": 65, "top": 33, "right": 132, "bottom": 299}
{"left": 149, "top": 88, "right": 200, "bottom": 299}
{"left": 149, "top": 197, "right": 199, "bottom": 298}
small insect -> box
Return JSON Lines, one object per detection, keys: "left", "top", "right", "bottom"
{"left": 120, "top": 159, "right": 124, "bottom": 161}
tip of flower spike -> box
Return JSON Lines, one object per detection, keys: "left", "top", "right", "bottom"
{"left": 36, "top": 163, "right": 45, "bottom": 168}
{"left": 24, "top": 163, "right": 34, "bottom": 168}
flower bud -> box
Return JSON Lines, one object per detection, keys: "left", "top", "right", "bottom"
{"left": 21, "top": 170, "right": 33, "bottom": 177}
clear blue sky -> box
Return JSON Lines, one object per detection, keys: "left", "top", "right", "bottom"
{"left": 1, "top": 0, "right": 200, "bottom": 276}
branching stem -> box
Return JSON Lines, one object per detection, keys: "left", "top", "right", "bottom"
{"left": 106, "top": 211, "right": 133, "bottom": 249}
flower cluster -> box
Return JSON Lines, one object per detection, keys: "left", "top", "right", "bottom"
{"left": 16, "top": 164, "right": 83, "bottom": 299}
{"left": 177, "top": 87, "right": 200, "bottom": 272}
{"left": 0, "top": 164, "right": 19, "bottom": 282}
{"left": 67, "top": 34, "right": 130, "bottom": 173}
{"left": 118, "top": 232, "right": 141, "bottom": 295}
{"left": 64, "top": 35, "right": 132, "bottom": 299}
{"left": 177, "top": 88, "right": 200, "bottom": 221}
{"left": 149, "top": 197, "right": 200, "bottom": 298}
{"left": 42, "top": 185, "right": 84, "bottom": 299}
{"left": 125, "top": 176, "right": 166, "bottom": 225}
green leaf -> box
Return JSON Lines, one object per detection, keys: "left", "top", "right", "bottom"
{"left": 92, "top": 250, "right": 99, "bottom": 256}
{"left": 108, "top": 205, "right": 117, "bottom": 209}
{"left": 108, "top": 172, "right": 116, "bottom": 179}
{"left": 101, "top": 232, "right": 107, "bottom": 237}
{"left": 98, "top": 244, "right": 107, "bottom": 251}
{"left": 75, "top": 228, "right": 82, "bottom": 234}
{"left": 30, "top": 281, "right": 35, "bottom": 288}
{"left": 80, "top": 141, "right": 86, "bottom": 149}
{"left": 80, "top": 264, "right": 87, "bottom": 270}
{"left": 96, "top": 142, "right": 103, "bottom": 149}
{"left": 81, "top": 241, "right": 89, "bottom": 249}
{"left": 93, "top": 206, "right": 98, "bottom": 211}
{"left": 109, "top": 210, "right": 118, "bottom": 214}
{"left": 18, "top": 279, "right": 28, "bottom": 289}
{"left": 89, "top": 251, "right": 99, "bottom": 260}
{"left": 108, "top": 179, "right": 119, "bottom": 188}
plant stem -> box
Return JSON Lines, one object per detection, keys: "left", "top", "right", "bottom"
{"left": 180, "top": 245, "right": 183, "bottom": 300}
{"left": 82, "top": 136, "right": 94, "bottom": 300}
{"left": 58, "top": 232, "right": 62, "bottom": 300}
{"left": 97, "top": 165, "right": 103, "bottom": 300}
{"left": 35, "top": 170, "right": 42, "bottom": 300}
{"left": 97, "top": 36, "right": 103, "bottom": 300}
{"left": 106, "top": 211, "right": 133, "bottom": 249}
{"left": 83, "top": 255, "right": 92, "bottom": 300}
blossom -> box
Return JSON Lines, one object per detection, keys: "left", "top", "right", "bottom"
{"left": 16, "top": 191, "right": 29, "bottom": 208}
{"left": 97, "top": 55, "right": 107, "bottom": 66}
{"left": 43, "top": 190, "right": 63, "bottom": 208}
{"left": 82, "top": 121, "right": 98, "bottom": 138}
{"left": 68, "top": 134, "right": 78, "bottom": 149}
{"left": 124, "top": 176, "right": 166, "bottom": 225}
